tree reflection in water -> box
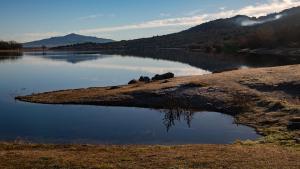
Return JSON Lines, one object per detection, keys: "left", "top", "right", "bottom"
{"left": 162, "top": 108, "right": 194, "bottom": 132}
{"left": 161, "top": 95, "right": 194, "bottom": 132}
{"left": 0, "top": 52, "right": 23, "bottom": 63}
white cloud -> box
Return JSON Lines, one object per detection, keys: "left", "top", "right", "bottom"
{"left": 160, "top": 13, "right": 171, "bottom": 17}
{"left": 185, "top": 9, "right": 203, "bottom": 16}
{"left": 77, "top": 16, "right": 206, "bottom": 34}
{"left": 219, "top": 7, "right": 227, "bottom": 11}
{"left": 77, "top": 14, "right": 104, "bottom": 20}
{"left": 77, "top": 13, "right": 116, "bottom": 21}
{"left": 236, "top": 0, "right": 299, "bottom": 17}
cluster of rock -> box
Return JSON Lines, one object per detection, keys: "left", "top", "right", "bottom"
{"left": 128, "top": 72, "right": 174, "bottom": 84}
{"left": 139, "top": 76, "right": 151, "bottom": 83}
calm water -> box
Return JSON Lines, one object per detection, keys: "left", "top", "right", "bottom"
{"left": 0, "top": 52, "right": 260, "bottom": 144}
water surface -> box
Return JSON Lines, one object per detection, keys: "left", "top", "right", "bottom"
{"left": 0, "top": 52, "right": 260, "bottom": 144}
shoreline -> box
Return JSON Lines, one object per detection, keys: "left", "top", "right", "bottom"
{"left": 16, "top": 64, "right": 300, "bottom": 144}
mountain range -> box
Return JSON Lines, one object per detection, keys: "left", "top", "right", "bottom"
{"left": 23, "top": 33, "right": 114, "bottom": 48}
{"left": 53, "top": 6, "right": 300, "bottom": 54}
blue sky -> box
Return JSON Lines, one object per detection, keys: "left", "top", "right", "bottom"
{"left": 0, "top": 0, "right": 299, "bottom": 42}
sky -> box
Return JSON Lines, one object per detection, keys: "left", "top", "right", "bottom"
{"left": 0, "top": 0, "right": 299, "bottom": 42}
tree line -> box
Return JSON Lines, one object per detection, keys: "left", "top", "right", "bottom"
{"left": 0, "top": 41, "right": 22, "bottom": 50}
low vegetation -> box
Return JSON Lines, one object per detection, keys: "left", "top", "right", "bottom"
{"left": 0, "top": 143, "right": 299, "bottom": 169}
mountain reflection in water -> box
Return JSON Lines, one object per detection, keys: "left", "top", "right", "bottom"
{"left": 24, "top": 49, "right": 300, "bottom": 72}
{"left": 100, "top": 49, "right": 300, "bottom": 72}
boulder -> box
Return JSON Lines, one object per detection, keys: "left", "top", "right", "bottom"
{"left": 128, "top": 79, "right": 138, "bottom": 84}
{"left": 152, "top": 72, "right": 174, "bottom": 81}
{"left": 139, "top": 76, "right": 151, "bottom": 83}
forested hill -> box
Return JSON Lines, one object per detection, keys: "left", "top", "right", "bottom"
{"left": 53, "top": 6, "right": 300, "bottom": 53}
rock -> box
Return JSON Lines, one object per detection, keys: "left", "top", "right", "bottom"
{"left": 128, "top": 79, "right": 138, "bottom": 84}
{"left": 152, "top": 72, "right": 174, "bottom": 81}
{"left": 139, "top": 76, "right": 151, "bottom": 83}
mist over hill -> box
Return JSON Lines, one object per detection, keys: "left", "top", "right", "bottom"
{"left": 23, "top": 33, "right": 114, "bottom": 48}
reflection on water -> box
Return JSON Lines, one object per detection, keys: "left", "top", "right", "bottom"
{"left": 161, "top": 94, "right": 193, "bottom": 132}
{"left": 27, "top": 51, "right": 110, "bottom": 64}
{"left": 101, "top": 49, "right": 300, "bottom": 72}
{"left": 0, "top": 52, "right": 23, "bottom": 63}
{"left": 21, "top": 49, "right": 300, "bottom": 72}
{"left": 0, "top": 51, "right": 262, "bottom": 144}
{"left": 22, "top": 52, "right": 210, "bottom": 76}
{"left": 162, "top": 109, "right": 193, "bottom": 132}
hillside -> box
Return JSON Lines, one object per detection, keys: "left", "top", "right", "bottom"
{"left": 53, "top": 7, "right": 300, "bottom": 53}
{"left": 23, "top": 33, "right": 114, "bottom": 48}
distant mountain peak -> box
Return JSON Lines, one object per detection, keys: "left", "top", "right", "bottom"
{"left": 64, "top": 33, "right": 84, "bottom": 37}
{"left": 23, "top": 33, "right": 114, "bottom": 48}
{"left": 65, "top": 33, "right": 78, "bottom": 37}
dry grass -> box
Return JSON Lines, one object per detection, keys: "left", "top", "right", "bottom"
{"left": 0, "top": 143, "right": 299, "bottom": 169}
